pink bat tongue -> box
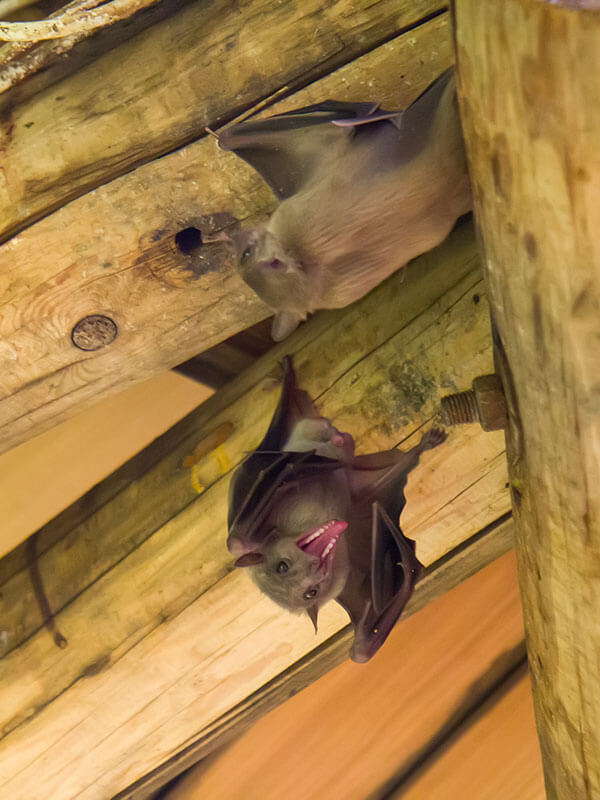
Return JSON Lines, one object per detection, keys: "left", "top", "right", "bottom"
{"left": 296, "top": 519, "right": 348, "bottom": 563}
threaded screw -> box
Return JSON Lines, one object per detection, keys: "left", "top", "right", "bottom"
{"left": 441, "top": 375, "right": 507, "bottom": 432}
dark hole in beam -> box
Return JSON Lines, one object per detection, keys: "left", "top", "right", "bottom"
{"left": 175, "top": 226, "right": 203, "bottom": 255}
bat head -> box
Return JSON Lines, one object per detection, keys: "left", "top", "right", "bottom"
{"left": 236, "top": 518, "right": 350, "bottom": 628}
{"left": 230, "top": 227, "right": 309, "bottom": 340}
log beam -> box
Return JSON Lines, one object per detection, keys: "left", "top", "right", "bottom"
{"left": 454, "top": 1, "right": 600, "bottom": 797}
{"left": 0, "top": 0, "right": 446, "bottom": 242}
{"left": 0, "top": 11, "right": 453, "bottom": 455}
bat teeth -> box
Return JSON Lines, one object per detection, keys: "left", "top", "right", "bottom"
{"left": 296, "top": 519, "right": 348, "bottom": 556}
{"left": 322, "top": 540, "right": 335, "bottom": 558}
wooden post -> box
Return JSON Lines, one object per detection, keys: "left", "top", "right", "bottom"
{"left": 454, "top": 1, "right": 600, "bottom": 796}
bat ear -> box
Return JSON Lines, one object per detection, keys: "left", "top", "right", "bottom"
{"left": 271, "top": 310, "right": 304, "bottom": 341}
{"left": 234, "top": 552, "right": 264, "bottom": 567}
{"left": 306, "top": 604, "right": 319, "bottom": 633}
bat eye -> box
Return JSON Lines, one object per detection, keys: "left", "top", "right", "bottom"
{"left": 241, "top": 245, "right": 253, "bottom": 261}
{"left": 303, "top": 587, "right": 318, "bottom": 600}
{"left": 276, "top": 560, "right": 289, "bottom": 574}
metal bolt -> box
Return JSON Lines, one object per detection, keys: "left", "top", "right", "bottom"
{"left": 441, "top": 374, "right": 508, "bottom": 431}
{"left": 71, "top": 315, "right": 118, "bottom": 351}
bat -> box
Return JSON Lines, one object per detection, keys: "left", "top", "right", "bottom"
{"left": 216, "top": 68, "right": 471, "bottom": 341}
{"left": 227, "top": 357, "right": 445, "bottom": 662}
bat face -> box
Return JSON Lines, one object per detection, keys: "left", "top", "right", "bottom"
{"left": 230, "top": 227, "right": 310, "bottom": 340}
{"left": 228, "top": 357, "right": 445, "bottom": 661}
{"left": 248, "top": 518, "right": 351, "bottom": 620}
{"left": 240, "top": 469, "right": 352, "bottom": 620}
{"left": 232, "top": 228, "right": 307, "bottom": 302}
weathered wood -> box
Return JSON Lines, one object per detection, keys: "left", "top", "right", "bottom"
{"left": 0, "top": 0, "right": 445, "bottom": 240}
{"left": 0, "top": 13, "right": 453, "bottom": 455}
{"left": 158, "top": 551, "right": 524, "bottom": 800}
{"left": 0, "top": 223, "right": 510, "bottom": 798}
{"left": 0, "top": 0, "right": 159, "bottom": 42}
{"left": 0, "top": 0, "right": 188, "bottom": 101}
{"left": 455, "top": 1, "right": 600, "bottom": 797}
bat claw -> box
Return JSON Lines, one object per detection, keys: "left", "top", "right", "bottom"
{"left": 419, "top": 427, "right": 447, "bottom": 452}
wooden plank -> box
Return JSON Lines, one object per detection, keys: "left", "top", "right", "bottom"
{"left": 454, "top": 1, "right": 600, "bottom": 797}
{"left": 0, "top": 222, "right": 510, "bottom": 798}
{"left": 161, "top": 551, "right": 524, "bottom": 800}
{"left": 0, "top": 0, "right": 445, "bottom": 241}
{"left": 395, "top": 672, "right": 545, "bottom": 800}
{"left": 0, "top": 1, "right": 190, "bottom": 115}
{"left": 0, "top": 12, "right": 454, "bottom": 455}
{"left": 0, "top": 369, "right": 211, "bottom": 559}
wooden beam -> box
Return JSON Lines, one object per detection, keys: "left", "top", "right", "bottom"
{"left": 394, "top": 668, "right": 541, "bottom": 800}
{"left": 0, "top": 0, "right": 445, "bottom": 242}
{"left": 0, "top": 12, "right": 453, "bottom": 455}
{"left": 454, "top": 1, "right": 600, "bottom": 797}
{"left": 0, "top": 222, "right": 511, "bottom": 797}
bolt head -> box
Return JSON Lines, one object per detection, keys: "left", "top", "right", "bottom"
{"left": 473, "top": 374, "right": 508, "bottom": 431}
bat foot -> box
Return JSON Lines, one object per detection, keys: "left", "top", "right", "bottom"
{"left": 419, "top": 427, "right": 447, "bottom": 452}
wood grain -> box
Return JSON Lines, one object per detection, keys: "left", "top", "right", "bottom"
{"left": 455, "top": 1, "right": 600, "bottom": 797}
{"left": 0, "top": 13, "right": 453, "bottom": 455}
{"left": 0, "top": 369, "right": 211, "bottom": 559}
{"left": 164, "top": 553, "right": 527, "bottom": 800}
{"left": 0, "top": 223, "right": 510, "bottom": 798}
{"left": 0, "top": 0, "right": 445, "bottom": 240}
{"left": 396, "top": 672, "right": 544, "bottom": 800}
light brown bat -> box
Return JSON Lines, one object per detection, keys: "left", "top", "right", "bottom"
{"left": 217, "top": 69, "right": 471, "bottom": 340}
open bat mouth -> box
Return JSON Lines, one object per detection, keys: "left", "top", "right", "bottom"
{"left": 296, "top": 519, "right": 348, "bottom": 571}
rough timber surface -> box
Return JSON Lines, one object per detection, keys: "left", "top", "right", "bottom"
{"left": 0, "top": 12, "right": 452, "bottom": 455}
{"left": 0, "top": 0, "right": 445, "bottom": 242}
{"left": 455, "top": 1, "right": 600, "bottom": 797}
{"left": 0, "top": 222, "right": 511, "bottom": 798}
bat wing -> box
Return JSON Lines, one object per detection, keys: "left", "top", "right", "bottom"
{"left": 228, "top": 448, "right": 343, "bottom": 555}
{"left": 218, "top": 100, "right": 399, "bottom": 199}
{"left": 347, "top": 501, "right": 424, "bottom": 663}
{"left": 339, "top": 428, "right": 446, "bottom": 661}
{"left": 254, "top": 355, "right": 314, "bottom": 453}
{"left": 228, "top": 356, "right": 348, "bottom": 553}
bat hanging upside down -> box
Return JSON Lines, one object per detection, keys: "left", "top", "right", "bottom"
{"left": 214, "top": 68, "right": 471, "bottom": 340}
{"left": 227, "top": 357, "right": 445, "bottom": 662}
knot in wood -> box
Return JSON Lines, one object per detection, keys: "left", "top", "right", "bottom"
{"left": 71, "top": 315, "right": 118, "bottom": 351}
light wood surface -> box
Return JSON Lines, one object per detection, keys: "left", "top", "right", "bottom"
{"left": 455, "top": 0, "right": 600, "bottom": 796}
{"left": 397, "top": 672, "right": 544, "bottom": 800}
{"left": 0, "top": 370, "right": 211, "bottom": 559}
{"left": 166, "top": 553, "right": 540, "bottom": 800}
{"left": 0, "top": 222, "right": 511, "bottom": 798}
{"left": 0, "top": 0, "right": 445, "bottom": 239}
{"left": 0, "top": 12, "right": 452, "bottom": 455}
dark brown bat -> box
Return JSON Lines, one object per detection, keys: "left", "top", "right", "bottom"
{"left": 216, "top": 69, "right": 471, "bottom": 340}
{"left": 227, "top": 357, "right": 445, "bottom": 662}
